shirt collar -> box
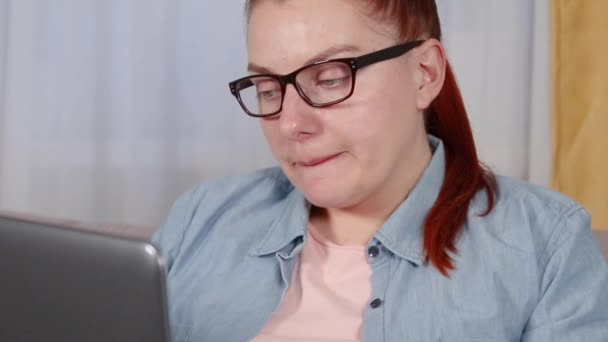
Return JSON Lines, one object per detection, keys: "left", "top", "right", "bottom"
{"left": 374, "top": 135, "right": 445, "bottom": 265}
{"left": 250, "top": 135, "right": 445, "bottom": 265}
{"left": 248, "top": 182, "right": 310, "bottom": 257}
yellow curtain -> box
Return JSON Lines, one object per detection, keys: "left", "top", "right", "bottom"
{"left": 551, "top": 0, "right": 608, "bottom": 230}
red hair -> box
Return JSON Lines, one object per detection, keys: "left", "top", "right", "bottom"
{"left": 247, "top": 0, "right": 497, "bottom": 276}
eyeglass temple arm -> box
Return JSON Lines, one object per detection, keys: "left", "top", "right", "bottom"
{"left": 354, "top": 40, "right": 425, "bottom": 69}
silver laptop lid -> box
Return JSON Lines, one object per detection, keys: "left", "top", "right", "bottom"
{"left": 0, "top": 216, "right": 170, "bottom": 342}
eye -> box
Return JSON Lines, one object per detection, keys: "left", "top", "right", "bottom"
{"left": 254, "top": 79, "right": 281, "bottom": 100}
{"left": 314, "top": 65, "right": 350, "bottom": 88}
{"left": 258, "top": 89, "right": 281, "bottom": 100}
{"left": 317, "top": 77, "right": 347, "bottom": 87}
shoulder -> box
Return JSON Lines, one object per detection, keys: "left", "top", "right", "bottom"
{"left": 490, "top": 175, "right": 584, "bottom": 220}
{"left": 152, "top": 167, "right": 295, "bottom": 267}
{"left": 182, "top": 166, "right": 293, "bottom": 213}
{"left": 466, "top": 175, "right": 591, "bottom": 260}
{"left": 164, "top": 167, "right": 292, "bottom": 229}
{"left": 454, "top": 176, "right": 607, "bottom": 336}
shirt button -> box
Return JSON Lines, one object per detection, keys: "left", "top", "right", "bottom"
{"left": 370, "top": 298, "right": 383, "bottom": 309}
{"left": 368, "top": 245, "right": 380, "bottom": 258}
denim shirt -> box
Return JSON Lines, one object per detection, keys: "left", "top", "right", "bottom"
{"left": 153, "top": 137, "right": 608, "bottom": 342}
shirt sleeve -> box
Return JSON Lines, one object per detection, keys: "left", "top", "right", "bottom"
{"left": 522, "top": 207, "right": 608, "bottom": 341}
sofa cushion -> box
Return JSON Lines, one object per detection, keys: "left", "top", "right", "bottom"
{"left": 0, "top": 210, "right": 157, "bottom": 240}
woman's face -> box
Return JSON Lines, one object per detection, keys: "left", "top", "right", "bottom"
{"left": 248, "top": 0, "right": 433, "bottom": 209}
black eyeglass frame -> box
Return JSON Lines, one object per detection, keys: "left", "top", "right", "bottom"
{"left": 229, "top": 40, "right": 425, "bottom": 118}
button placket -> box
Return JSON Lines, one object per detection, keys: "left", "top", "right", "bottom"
{"left": 361, "top": 241, "right": 391, "bottom": 341}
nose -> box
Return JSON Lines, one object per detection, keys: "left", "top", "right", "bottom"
{"left": 278, "top": 84, "right": 321, "bottom": 141}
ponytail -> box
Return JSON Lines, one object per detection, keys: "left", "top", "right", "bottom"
{"left": 423, "top": 62, "right": 497, "bottom": 276}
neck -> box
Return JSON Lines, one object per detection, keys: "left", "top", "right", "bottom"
{"left": 310, "top": 137, "right": 432, "bottom": 246}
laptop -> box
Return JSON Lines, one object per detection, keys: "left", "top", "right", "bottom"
{"left": 0, "top": 216, "right": 170, "bottom": 342}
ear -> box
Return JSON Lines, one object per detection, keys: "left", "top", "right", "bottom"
{"left": 413, "top": 39, "right": 447, "bottom": 111}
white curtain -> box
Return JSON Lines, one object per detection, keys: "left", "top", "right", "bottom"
{"left": 437, "top": 0, "right": 550, "bottom": 185}
{"left": 0, "top": 0, "right": 551, "bottom": 226}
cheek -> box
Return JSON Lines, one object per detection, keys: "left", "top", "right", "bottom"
{"left": 259, "top": 120, "right": 284, "bottom": 155}
{"left": 344, "top": 79, "right": 417, "bottom": 143}
{"left": 336, "top": 79, "right": 421, "bottom": 172}
{"left": 331, "top": 103, "right": 396, "bottom": 170}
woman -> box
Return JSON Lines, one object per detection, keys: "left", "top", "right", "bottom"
{"left": 153, "top": 1, "right": 608, "bottom": 341}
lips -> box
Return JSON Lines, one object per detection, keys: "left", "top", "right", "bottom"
{"left": 296, "top": 153, "right": 342, "bottom": 167}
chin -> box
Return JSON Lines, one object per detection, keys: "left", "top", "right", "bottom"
{"left": 280, "top": 159, "right": 362, "bottom": 208}
{"left": 296, "top": 180, "right": 359, "bottom": 209}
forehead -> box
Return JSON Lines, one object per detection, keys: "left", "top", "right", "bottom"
{"left": 247, "top": 0, "right": 396, "bottom": 73}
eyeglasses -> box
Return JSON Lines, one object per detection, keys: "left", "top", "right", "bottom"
{"left": 229, "top": 40, "right": 425, "bottom": 117}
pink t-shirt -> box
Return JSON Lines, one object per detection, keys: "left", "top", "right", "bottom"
{"left": 251, "top": 224, "right": 372, "bottom": 342}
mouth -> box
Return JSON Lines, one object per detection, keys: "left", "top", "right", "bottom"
{"left": 296, "top": 153, "right": 343, "bottom": 167}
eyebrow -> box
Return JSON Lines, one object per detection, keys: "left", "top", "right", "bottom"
{"left": 247, "top": 44, "right": 361, "bottom": 74}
